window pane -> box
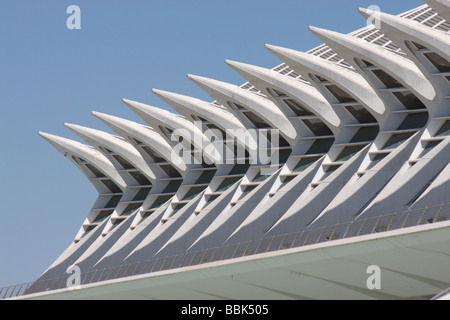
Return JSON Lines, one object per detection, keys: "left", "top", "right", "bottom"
{"left": 85, "top": 164, "right": 106, "bottom": 178}
{"left": 419, "top": 140, "right": 442, "bottom": 158}
{"left": 283, "top": 99, "right": 314, "bottom": 116}
{"left": 121, "top": 203, "right": 142, "bottom": 216}
{"left": 159, "top": 164, "right": 182, "bottom": 178}
{"left": 101, "top": 180, "right": 122, "bottom": 194}
{"left": 424, "top": 52, "right": 450, "bottom": 72}
{"left": 306, "top": 138, "right": 334, "bottom": 154}
{"left": 150, "top": 195, "right": 173, "bottom": 209}
{"left": 303, "top": 118, "right": 333, "bottom": 136}
{"left": 382, "top": 132, "right": 415, "bottom": 150}
{"left": 336, "top": 145, "right": 365, "bottom": 162}
{"left": 242, "top": 111, "right": 271, "bottom": 129}
{"left": 129, "top": 171, "right": 151, "bottom": 185}
{"left": 326, "top": 85, "right": 355, "bottom": 103}
{"left": 112, "top": 154, "right": 134, "bottom": 170}
{"left": 182, "top": 186, "right": 205, "bottom": 201}
{"left": 345, "top": 105, "right": 377, "bottom": 124}
{"left": 195, "top": 170, "right": 217, "bottom": 184}
{"left": 393, "top": 91, "right": 426, "bottom": 110}
{"left": 216, "top": 177, "right": 241, "bottom": 192}
{"left": 366, "top": 153, "right": 388, "bottom": 170}
{"left": 436, "top": 121, "right": 450, "bottom": 137}
{"left": 133, "top": 188, "right": 151, "bottom": 201}
{"left": 228, "top": 164, "right": 250, "bottom": 175}
{"left": 372, "top": 69, "right": 403, "bottom": 88}
{"left": 350, "top": 126, "right": 379, "bottom": 143}
{"left": 397, "top": 113, "right": 428, "bottom": 130}
{"left": 105, "top": 195, "right": 122, "bottom": 208}
{"left": 163, "top": 180, "right": 182, "bottom": 193}
{"left": 141, "top": 146, "right": 166, "bottom": 163}
{"left": 293, "top": 156, "right": 322, "bottom": 173}
{"left": 93, "top": 210, "right": 114, "bottom": 223}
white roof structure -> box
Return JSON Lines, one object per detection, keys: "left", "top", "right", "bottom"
{"left": 4, "top": 0, "right": 450, "bottom": 300}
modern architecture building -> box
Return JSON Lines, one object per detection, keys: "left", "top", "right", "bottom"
{"left": 2, "top": 0, "right": 450, "bottom": 300}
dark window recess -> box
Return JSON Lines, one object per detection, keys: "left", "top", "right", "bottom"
{"left": 85, "top": 164, "right": 106, "bottom": 178}
{"left": 109, "top": 219, "right": 124, "bottom": 231}
{"left": 392, "top": 91, "right": 426, "bottom": 110}
{"left": 424, "top": 52, "right": 450, "bottom": 73}
{"left": 129, "top": 171, "right": 151, "bottom": 186}
{"left": 345, "top": 105, "right": 377, "bottom": 124}
{"left": 133, "top": 188, "right": 151, "bottom": 201}
{"left": 159, "top": 164, "right": 182, "bottom": 178}
{"left": 366, "top": 153, "right": 389, "bottom": 170}
{"left": 121, "top": 203, "right": 142, "bottom": 216}
{"left": 314, "top": 75, "right": 329, "bottom": 83}
{"left": 105, "top": 195, "right": 122, "bottom": 208}
{"left": 372, "top": 69, "right": 403, "bottom": 88}
{"left": 436, "top": 121, "right": 450, "bottom": 137}
{"left": 242, "top": 111, "right": 271, "bottom": 129}
{"left": 252, "top": 170, "right": 270, "bottom": 183}
{"left": 361, "top": 60, "right": 375, "bottom": 67}
{"left": 382, "top": 132, "right": 415, "bottom": 150}
{"left": 112, "top": 155, "right": 134, "bottom": 170}
{"left": 239, "top": 185, "right": 257, "bottom": 200}
{"left": 228, "top": 163, "right": 250, "bottom": 175}
{"left": 182, "top": 187, "right": 205, "bottom": 201}
{"left": 280, "top": 175, "right": 295, "bottom": 188}
{"left": 82, "top": 226, "right": 96, "bottom": 238}
{"left": 306, "top": 138, "right": 335, "bottom": 155}
{"left": 163, "top": 180, "right": 182, "bottom": 193}
{"left": 350, "top": 126, "right": 379, "bottom": 143}
{"left": 397, "top": 113, "right": 428, "bottom": 130}
{"left": 150, "top": 195, "right": 173, "bottom": 209}
{"left": 141, "top": 146, "right": 166, "bottom": 163}
{"left": 326, "top": 85, "right": 355, "bottom": 103}
{"left": 321, "top": 165, "right": 341, "bottom": 181}
{"left": 205, "top": 195, "right": 220, "bottom": 208}
{"left": 419, "top": 140, "right": 442, "bottom": 158}
{"left": 277, "top": 149, "right": 292, "bottom": 164}
{"left": 195, "top": 170, "right": 217, "bottom": 184}
{"left": 446, "top": 76, "right": 450, "bottom": 83}
{"left": 269, "top": 88, "right": 288, "bottom": 97}
{"left": 93, "top": 210, "right": 114, "bottom": 223}
{"left": 293, "top": 156, "right": 322, "bottom": 173}
{"left": 407, "top": 166, "right": 446, "bottom": 206}
{"left": 101, "top": 180, "right": 122, "bottom": 194}
{"left": 412, "top": 41, "right": 427, "bottom": 50}
{"left": 303, "top": 118, "right": 333, "bottom": 136}
{"left": 336, "top": 145, "right": 365, "bottom": 162}
{"left": 216, "top": 177, "right": 242, "bottom": 192}
{"left": 172, "top": 203, "right": 186, "bottom": 214}
{"left": 283, "top": 99, "right": 314, "bottom": 116}
{"left": 227, "top": 101, "right": 246, "bottom": 110}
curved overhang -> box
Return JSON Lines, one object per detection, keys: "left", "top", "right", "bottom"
{"left": 92, "top": 111, "right": 187, "bottom": 175}
{"left": 224, "top": 60, "right": 342, "bottom": 135}
{"left": 422, "top": 0, "right": 450, "bottom": 22}
{"left": 358, "top": 8, "right": 450, "bottom": 64}
{"left": 187, "top": 74, "right": 298, "bottom": 142}
{"left": 123, "top": 99, "right": 221, "bottom": 165}
{"left": 38, "top": 132, "right": 127, "bottom": 191}
{"left": 151, "top": 89, "right": 244, "bottom": 132}
{"left": 64, "top": 123, "right": 157, "bottom": 183}
{"left": 308, "top": 26, "right": 436, "bottom": 103}
{"left": 264, "top": 44, "right": 386, "bottom": 120}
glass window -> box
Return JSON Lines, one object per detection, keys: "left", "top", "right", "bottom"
{"left": 112, "top": 154, "right": 134, "bottom": 170}
{"left": 159, "top": 164, "right": 182, "bottom": 178}
{"left": 141, "top": 146, "right": 166, "bottom": 163}
{"left": 85, "top": 164, "right": 106, "bottom": 178}
{"left": 205, "top": 195, "right": 220, "bottom": 208}
{"left": 129, "top": 171, "right": 151, "bottom": 186}
{"left": 397, "top": 113, "right": 428, "bottom": 130}
{"left": 280, "top": 175, "right": 295, "bottom": 188}
{"left": 303, "top": 118, "right": 333, "bottom": 136}
{"left": 239, "top": 185, "right": 257, "bottom": 199}
{"left": 228, "top": 163, "right": 250, "bottom": 175}
{"left": 182, "top": 186, "right": 205, "bottom": 201}
{"left": 382, "top": 132, "right": 415, "bottom": 150}
{"left": 293, "top": 156, "right": 322, "bottom": 173}
{"left": 283, "top": 99, "right": 314, "bottom": 116}
{"left": 121, "top": 203, "right": 142, "bottom": 216}
{"left": 105, "top": 195, "right": 122, "bottom": 208}
{"left": 172, "top": 203, "right": 186, "bottom": 214}
{"left": 419, "top": 140, "right": 442, "bottom": 158}
{"left": 372, "top": 69, "right": 403, "bottom": 88}
{"left": 436, "top": 121, "right": 450, "bottom": 137}
{"left": 366, "top": 153, "right": 388, "bottom": 170}
{"left": 101, "top": 180, "right": 122, "bottom": 194}
{"left": 424, "top": 52, "right": 450, "bottom": 73}
{"left": 195, "top": 170, "right": 217, "bottom": 184}
{"left": 325, "top": 85, "right": 355, "bottom": 103}
{"left": 336, "top": 145, "right": 365, "bottom": 162}
{"left": 306, "top": 138, "right": 334, "bottom": 155}
{"left": 133, "top": 188, "right": 151, "bottom": 201}
{"left": 320, "top": 165, "right": 340, "bottom": 181}
{"left": 350, "top": 126, "right": 379, "bottom": 143}
{"left": 93, "top": 210, "right": 114, "bottom": 223}
{"left": 162, "top": 180, "right": 182, "bottom": 193}
{"left": 242, "top": 111, "right": 271, "bottom": 129}
{"left": 392, "top": 91, "right": 426, "bottom": 110}
{"left": 216, "top": 177, "right": 241, "bottom": 192}
{"left": 345, "top": 105, "right": 377, "bottom": 124}
{"left": 150, "top": 195, "right": 173, "bottom": 209}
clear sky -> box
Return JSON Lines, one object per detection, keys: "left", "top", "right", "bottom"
{"left": 0, "top": 0, "right": 425, "bottom": 288}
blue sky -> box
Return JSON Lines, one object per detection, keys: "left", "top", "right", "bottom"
{"left": 0, "top": 0, "right": 424, "bottom": 288}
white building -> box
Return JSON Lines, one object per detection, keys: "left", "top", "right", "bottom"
{"left": 3, "top": 0, "right": 450, "bottom": 300}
